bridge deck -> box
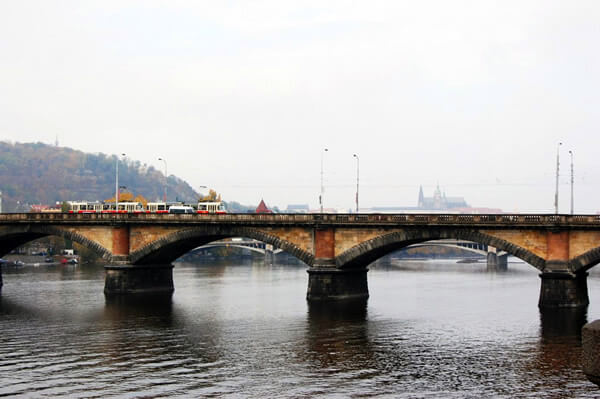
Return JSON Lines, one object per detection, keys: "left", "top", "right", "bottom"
{"left": 1, "top": 213, "right": 600, "bottom": 228}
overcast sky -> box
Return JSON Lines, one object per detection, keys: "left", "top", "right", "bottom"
{"left": 1, "top": 1, "right": 598, "bottom": 213}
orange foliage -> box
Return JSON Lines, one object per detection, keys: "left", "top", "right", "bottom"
{"left": 198, "top": 189, "right": 222, "bottom": 202}
{"left": 105, "top": 191, "right": 137, "bottom": 203}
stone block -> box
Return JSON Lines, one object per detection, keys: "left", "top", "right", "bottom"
{"left": 583, "top": 320, "right": 600, "bottom": 386}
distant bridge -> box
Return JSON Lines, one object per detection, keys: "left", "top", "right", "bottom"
{"left": 198, "top": 238, "right": 508, "bottom": 267}
{"left": 407, "top": 239, "right": 509, "bottom": 268}
{"left": 1, "top": 212, "right": 599, "bottom": 308}
{"left": 195, "top": 239, "right": 284, "bottom": 255}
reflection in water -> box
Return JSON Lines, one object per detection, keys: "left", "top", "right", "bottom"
{"left": 0, "top": 295, "right": 36, "bottom": 317}
{"left": 540, "top": 307, "right": 588, "bottom": 340}
{"left": 307, "top": 298, "right": 368, "bottom": 323}
{"left": 1, "top": 260, "right": 600, "bottom": 397}
{"left": 104, "top": 293, "right": 174, "bottom": 324}
{"left": 304, "top": 299, "right": 371, "bottom": 370}
{"left": 529, "top": 308, "right": 590, "bottom": 390}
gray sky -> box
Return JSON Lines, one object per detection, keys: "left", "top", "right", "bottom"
{"left": 1, "top": 1, "right": 599, "bottom": 213}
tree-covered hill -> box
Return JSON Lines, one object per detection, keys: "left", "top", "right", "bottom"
{"left": 0, "top": 141, "right": 201, "bottom": 212}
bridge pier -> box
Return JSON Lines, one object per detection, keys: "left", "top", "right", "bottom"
{"left": 538, "top": 271, "right": 589, "bottom": 308}
{"left": 104, "top": 264, "right": 174, "bottom": 295}
{"left": 486, "top": 252, "right": 508, "bottom": 271}
{"left": 307, "top": 267, "right": 369, "bottom": 301}
{"left": 486, "top": 246, "right": 507, "bottom": 271}
{"left": 265, "top": 244, "right": 274, "bottom": 265}
{"left": 307, "top": 228, "right": 369, "bottom": 301}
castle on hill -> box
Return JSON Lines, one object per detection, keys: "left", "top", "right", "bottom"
{"left": 367, "top": 184, "right": 502, "bottom": 214}
{"left": 417, "top": 184, "right": 468, "bottom": 210}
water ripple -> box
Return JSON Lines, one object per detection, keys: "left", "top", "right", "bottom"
{"left": 1, "top": 261, "right": 600, "bottom": 397}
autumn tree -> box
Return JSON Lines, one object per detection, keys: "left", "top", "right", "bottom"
{"left": 134, "top": 194, "right": 148, "bottom": 207}
{"left": 105, "top": 191, "right": 134, "bottom": 203}
{"left": 198, "top": 189, "right": 222, "bottom": 202}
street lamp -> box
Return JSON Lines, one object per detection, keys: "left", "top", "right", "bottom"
{"left": 554, "top": 142, "right": 562, "bottom": 214}
{"left": 158, "top": 157, "right": 167, "bottom": 202}
{"left": 569, "top": 150, "right": 574, "bottom": 215}
{"left": 353, "top": 154, "right": 359, "bottom": 213}
{"left": 115, "top": 153, "right": 126, "bottom": 211}
{"left": 320, "top": 148, "right": 328, "bottom": 213}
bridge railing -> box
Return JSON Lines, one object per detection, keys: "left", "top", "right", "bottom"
{"left": 1, "top": 213, "right": 600, "bottom": 226}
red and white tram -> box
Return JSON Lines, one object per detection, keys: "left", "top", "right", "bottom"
{"left": 102, "top": 202, "right": 145, "bottom": 213}
{"left": 67, "top": 201, "right": 103, "bottom": 213}
{"left": 66, "top": 200, "right": 226, "bottom": 214}
{"left": 146, "top": 202, "right": 173, "bottom": 213}
{"left": 197, "top": 201, "right": 227, "bottom": 214}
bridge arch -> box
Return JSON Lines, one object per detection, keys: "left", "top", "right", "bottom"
{"left": 336, "top": 229, "right": 545, "bottom": 271}
{"left": 129, "top": 226, "right": 314, "bottom": 265}
{"left": 571, "top": 246, "right": 600, "bottom": 273}
{"left": 0, "top": 225, "right": 112, "bottom": 259}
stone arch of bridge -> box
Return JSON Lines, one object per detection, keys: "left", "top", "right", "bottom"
{"left": 336, "top": 229, "right": 545, "bottom": 271}
{"left": 129, "top": 226, "right": 313, "bottom": 265}
{"left": 0, "top": 225, "right": 112, "bottom": 259}
{"left": 570, "top": 246, "right": 600, "bottom": 273}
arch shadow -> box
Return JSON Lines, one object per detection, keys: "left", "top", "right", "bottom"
{"left": 336, "top": 229, "right": 545, "bottom": 270}
{"left": 129, "top": 226, "right": 314, "bottom": 266}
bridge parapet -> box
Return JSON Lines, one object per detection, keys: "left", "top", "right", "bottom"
{"left": 2, "top": 213, "right": 600, "bottom": 227}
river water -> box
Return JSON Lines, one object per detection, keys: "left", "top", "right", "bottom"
{"left": 1, "top": 258, "right": 599, "bottom": 398}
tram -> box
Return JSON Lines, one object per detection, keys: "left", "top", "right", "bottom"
{"left": 146, "top": 202, "right": 177, "bottom": 213}
{"left": 67, "top": 201, "right": 103, "bottom": 213}
{"left": 197, "top": 201, "right": 227, "bottom": 214}
{"left": 102, "top": 202, "right": 145, "bottom": 213}
{"left": 65, "top": 200, "right": 227, "bottom": 214}
{"left": 66, "top": 201, "right": 144, "bottom": 213}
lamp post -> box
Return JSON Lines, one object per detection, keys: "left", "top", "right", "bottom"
{"left": 158, "top": 157, "right": 167, "bottom": 202}
{"left": 320, "top": 148, "right": 328, "bottom": 213}
{"left": 353, "top": 154, "right": 359, "bottom": 213}
{"left": 569, "top": 150, "right": 574, "bottom": 215}
{"left": 554, "top": 142, "right": 562, "bottom": 214}
{"left": 115, "top": 153, "right": 126, "bottom": 211}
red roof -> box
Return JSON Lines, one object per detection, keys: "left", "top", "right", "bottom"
{"left": 256, "top": 199, "right": 272, "bottom": 213}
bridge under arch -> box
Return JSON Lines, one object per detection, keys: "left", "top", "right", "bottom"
{"left": 403, "top": 239, "right": 510, "bottom": 269}
{"left": 192, "top": 239, "right": 286, "bottom": 257}
{"left": 334, "top": 229, "right": 542, "bottom": 270}
{"left": 0, "top": 224, "right": 112, "bottom": 260}
{"left": 129, "top": 226, "right": 313, "bottom": 265}
{"left": 1, "top": 212, "right": 599, "bottom": 308}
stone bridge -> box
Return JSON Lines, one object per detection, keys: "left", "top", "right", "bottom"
{"left": 1, "top": 212, "right": 600, "bottom": 308}
{"left": 408, "top": 239, "right": 510, "bottom": 269}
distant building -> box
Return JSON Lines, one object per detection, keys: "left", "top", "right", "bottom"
{"left": 286, "top": 204, "right": 309, "bottom": 213}
{"left": 308, "top": 207, "right": 343, "bottom": 213}
{"left": 255, "top": 199, "right": 273, "bottom": 213}
{"left": 30, "top": 204, "right": 61, "bottom": 213}
{"left": 364, "top": 185, "right": 503, "bottom": 214}
{"left": 418, "top": 184, "right": 468, "bottom": 210}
